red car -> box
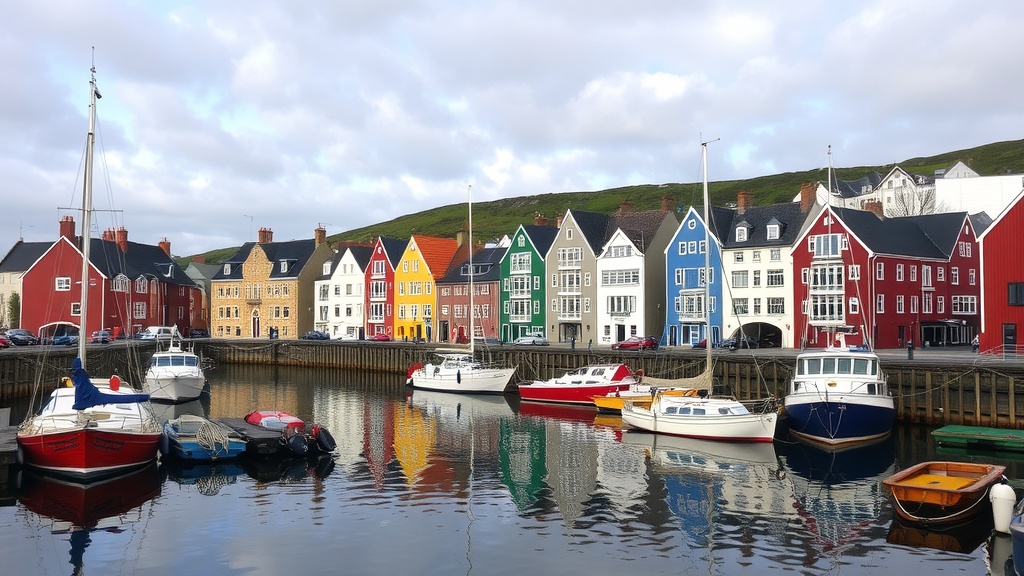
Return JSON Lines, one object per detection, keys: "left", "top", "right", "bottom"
{"left": 0, "top": 335, "right": 9, "bottom": 348}
{"left": 368, "top": 333, "right": 393, "bottom": 341}
{"left": 611, "top": 336, "right": 659, "bottom": 351}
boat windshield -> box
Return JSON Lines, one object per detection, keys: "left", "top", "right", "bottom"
{"left": 798, "top": 356, "right": 876, "bottom": 377}
{"left": 152, "top": 355, "right": 199, "bottom": 367}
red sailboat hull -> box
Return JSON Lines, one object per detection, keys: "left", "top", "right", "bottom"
{"left": 18, "top": 427, "right": 161, "bottom": 479}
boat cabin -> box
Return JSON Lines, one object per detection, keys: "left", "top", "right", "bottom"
{"left": 791, "top": 351, "right": 887, "bottom": 396}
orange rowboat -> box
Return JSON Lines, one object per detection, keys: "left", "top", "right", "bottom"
{"left": 882, "top": 461, "right": 1006, "bottom": 525}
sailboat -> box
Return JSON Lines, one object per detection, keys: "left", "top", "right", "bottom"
{"left": 16, "top": 65, "right": 162, "bottom": 479}
{"left": 405, "top": 185, "right": 517, "bottom": 393}
{"left": 620, "top": 141, "right": 779, "bottom": 443}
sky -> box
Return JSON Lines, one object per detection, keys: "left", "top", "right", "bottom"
{"left": 2, "top": 1, "right": 1023, "bottom": 258}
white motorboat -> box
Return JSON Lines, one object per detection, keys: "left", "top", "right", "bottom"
{"left": 144, "top": 338, "right": 207, "bottom": 402}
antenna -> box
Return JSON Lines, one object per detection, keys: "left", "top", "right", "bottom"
{"left": 243, "top": 214, "right": 254, "bottom": 240}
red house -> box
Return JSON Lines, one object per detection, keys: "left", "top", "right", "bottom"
{"left": 792, "top": 204, "right": 981, "bottom": 349}
{"left": 979, "top": 189, "right": 1024, "bottom": 353}
{"left": 364, "top": 236, "right": 408, "bottom": 339}
{"left": 21, "top": 216, "right": 202, "bottom": 340}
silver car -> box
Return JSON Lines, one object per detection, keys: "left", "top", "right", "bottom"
{"left": 513, "top": 333, "right": 549, "bottom": 346}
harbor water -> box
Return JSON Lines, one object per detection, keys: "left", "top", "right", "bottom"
{"left": 1, "top": 363, "right": 1021, "bottom": 576}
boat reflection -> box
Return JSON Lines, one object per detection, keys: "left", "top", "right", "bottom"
{"left": 17, "top": 462, "right": 163, "bottom": 575}
{"left": 886, "top": 513, "right": 993, "bottom": 554}
{"left": 779, "top": 435, "right": 896, "bottom": 554}
{"left": 163, "top": 459, "right": 245, "bottom": 495}
{"left": 241, "top": 454, "right": 336, "bottom": 483}
{"left": 148, "top": 396, "right": 208, "bottom": 423}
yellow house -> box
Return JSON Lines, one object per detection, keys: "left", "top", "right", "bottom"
{"left": 393, "top": 235, "right": 459, "bottom": 342}
{"left": 210, "top": 226, "right": 334, "bottom": 339}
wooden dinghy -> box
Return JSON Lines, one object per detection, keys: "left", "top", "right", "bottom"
{"left": 882, "top": 460, "right": 1006, "bottom": 525}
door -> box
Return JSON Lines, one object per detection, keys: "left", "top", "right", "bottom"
{"left": 615, "top": 324, "right": 626, "bottom": 343}
{"left": 1004, "top": 323, "right": 1018, "bottom": 356}
{"left": 250, "top": 310, "right": 261, "bottom": 338}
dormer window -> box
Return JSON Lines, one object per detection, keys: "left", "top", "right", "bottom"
{"left": 767, "top": 224, "right": 780, "bottom": 240}
{"left": 223, "top": 264, "right": 231, "bottom": 275}
{"left": 323, "top": 261, "right": 332, "bottom": 275}
{"left": 736, "top": 227, "right": 748, "bottom": 242}
{"left": 280, "top": 261, "right": 289, "bottom": 274}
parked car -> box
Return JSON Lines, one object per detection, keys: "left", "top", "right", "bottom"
{"left": 136, "top": 326, "right": 179, "bottom": 341}
{"left": 6, "top": 329, "right": 40, "bottom": 346}
{"left": 51, "top": 334, "right": 79, "bottom": 346}
{"left": 90, "top": 330, "right": 112, "bottom": 344}
{"left": 368, "top": 333, "right": 393, "bottom": 341}
{"left": 611, "top": 336, "right": 659, "bottom": 351}
{"left": 300, "top": 330, "right": 330, "bottom": 340}
{"left": 513, "top": 333, "right": 549, "bottom": 346}
{"left": 0, "top": 335, "right": 9, "bottom": 348}
{"left": 189, "top": 328, "right": 211, "bottom": 339}
{"left": 721, "top": 336, "right": 759, "bottom": 349}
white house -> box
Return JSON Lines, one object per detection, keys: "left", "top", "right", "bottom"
{"left": 314, "top": 245, "right": 372, "bottom": 338}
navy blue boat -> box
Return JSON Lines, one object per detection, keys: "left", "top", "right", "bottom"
{"left": 784, "top": 347, "right": 895, "bottom": 449}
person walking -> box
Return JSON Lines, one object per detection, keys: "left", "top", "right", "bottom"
{"left": 972, "top": 334, "right": 980, "bottom": 353}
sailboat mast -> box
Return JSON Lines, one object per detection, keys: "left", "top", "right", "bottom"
{"left": 701, "top": 142, "right": 712, "bottom": 368}
{"left": 78, "top": 67, "right": 100, "bottom": 366}
{"left": 468, "top": 184, "right": 475, "bottom": 355}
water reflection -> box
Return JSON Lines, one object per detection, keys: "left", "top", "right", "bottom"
{"left": 17, "top": 463, "right": 162, "bottom": 575}
{"left": 163, "top": 459, "right": 244, "bottom": 496}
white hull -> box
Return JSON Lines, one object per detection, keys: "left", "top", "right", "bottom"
{"left": 408, "top": 365, "right": 516, "bottom": 394}
{"left": 144, "top": 372, "right": 206, "bottom": 402}
{"left": 622, "top": 396, "right": 778, "bottom": 443}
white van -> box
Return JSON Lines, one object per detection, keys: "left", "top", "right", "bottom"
{"left": 136, "top": 326, "right": 180, "bottom": 342}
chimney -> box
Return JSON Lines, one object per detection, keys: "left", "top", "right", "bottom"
{"left": 618, "top": 199, "right": 635, "bottom": 214}
{"left": 158, "top": 237, "right": 171, "bottom": 256}
{"left": 314, "top": 225, "right": 327, "bottom": 247}
{"left": 193, "top": 255, "right": 205, "bottom": 264}
{"left": 556, "top": 213, "right": 564, "bottom": 228}
{"left": 115, "top": 227, "right": 128, "bottom": 253}
{"left": 59, "top": 216, "right": 75, "bottom": 241}
{"left": 258, "top": 227, "right": 273, "bottom": 244}
{"left": 864, "top": 200, "right": 884, "bottom": 218}
{"left": 737, "top": 190, "right": 754, "bottom": 214}
{"left": 800, "top": 182, "right": 816, "bottom": 213}
{"left": 101, "top": 228, "right": 115, "bottom": 242}
{"left": 534, "top": 213, "right": 548, "bottom": 226}
{"left": 456, "top": 231, "right": 466, "bottom": 246}
{"left": 661, "top": 194, "right": 674, "bottom": 213}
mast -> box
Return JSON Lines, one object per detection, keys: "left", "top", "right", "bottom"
{"left": 78, "top": 65, "right": 100, "bottom": 366}
{"left": 468, "top": 184, "right": 475, "bottom": 355}
{"left": 701, "top": 142, "right": 712, "bottom": 370}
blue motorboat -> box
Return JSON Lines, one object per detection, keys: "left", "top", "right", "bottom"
{"left": 161, "top": 415, "right": 247, "bottom": 461}
{"left": 784, "top": 346, "right": 895, "bottom": 449}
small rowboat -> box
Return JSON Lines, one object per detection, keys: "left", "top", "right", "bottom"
{"left": 881, "top": 460, "right": 1006, "bottom": 525}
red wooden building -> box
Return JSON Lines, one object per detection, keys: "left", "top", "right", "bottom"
{"left": 21, "top": 216, "right": 202, "bottom": 340}
{"left": 792, "top": 205, "right": 981, "bottom": 349}
{"left": 979, "top": 189, "right": 1024, "bottom": 353}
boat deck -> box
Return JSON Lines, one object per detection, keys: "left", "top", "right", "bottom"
{"left": 218, "top": 418, "right": 289, "bottom": 458}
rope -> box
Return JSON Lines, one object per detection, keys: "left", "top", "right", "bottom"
{"left": 890, "top": 483, "right": 993, "bottom": 524}
{"left": 192, "top": 417, "right": 234, "bottom": 457}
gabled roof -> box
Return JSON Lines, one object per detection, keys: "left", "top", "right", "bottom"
{"left": 831, "top": 207, "right": 955, "bottom": 259}
{"left": 379, "top": 237, "right": 409, "bottom": 269}
{"left": 831, "top": 172, "right": 883, "bottom": 199}
{"left": 566, "top": 209, "right": 615, "bottom": 254}
{"left": 438, "top": 246, "right": 508, "bottom": 284}
{"left": 706, "top": 207, "right": 736, "bottom": 244}
{"left": 410, "top": 235, "right": 459, "bottom": 279}
{"left": 0, "top": 240, "right": 50, "bottom": 273}
{"left": 88, "top": 238, "right": 197, "bottom": 288}
{"left": 522, "top": 225, "right": 558, "bottom": 256}
{"left": 722, "top": 202, "right": 812, "bottom": 249}
{"left": 613, "top": 210, "right": 673, "bottom": 255}
{"left": 316, "top": 250, "right": 346, "bottom": 281}
{"left": 346, "top": 245, "right": 373, "bottom": 270}
{"left": 969, "top": 212, "right": 993, "bottom": 236}
{"left": 900, "top": 212, "right": 969, "bottom": 258}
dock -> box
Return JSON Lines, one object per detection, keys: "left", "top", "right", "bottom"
{"left": 218, "top": 417, "right": 291, "bottom": 458}
{"left": 932, "top": 424, "right": 1024, "bottom": 452}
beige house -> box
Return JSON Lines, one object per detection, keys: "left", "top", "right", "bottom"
{"left": 210, "top": 226, "right": 334, "bottom": 339}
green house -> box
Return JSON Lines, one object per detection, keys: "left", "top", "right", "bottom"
{"left": 499, "top": 223, "right": 558, "bottom": 342}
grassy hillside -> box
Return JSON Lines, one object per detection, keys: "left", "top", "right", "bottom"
{"left": 186, "top": 138, "right": 1024, "bottom": 265}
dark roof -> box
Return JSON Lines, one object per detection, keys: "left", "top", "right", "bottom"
{"left": 722, "top": 202, "right": 812, "bottom": 249}
{"left": 900, "top": 212, "right": 969, "bottom": 258}
{"left": 969, "top": 212, "right": 993, "bottom": 236}
{"left": 0, "top": 240, "right": 50, "bottom": 273}
{"left": 212, "top": 238, "right": 322, "bottom": 281}
{"left": 833, "top": 207, "right": 955, "bottom": 259}
{"left": 706, "top": 206, "right": 736, "bottom": 243}
{"left": 522, "top": 225, "right": 558, "bottom": 256}
{"left": 438, "top": 246, "right": 508, "bottom": 284}
{"left": 315, "top": 251, "right": 345, "bottom": 281}
{"left": 379, "top": 237, "right": 409, "bottom": 268}
{"left": 614, "top": 210, "right": 672, "bottom": 254}
{"left": 88, "top": 238, "right": 197, "bottom": 288}
{"left": 568, "top": 210, "right": 615, "bottom": 253}
{"left": 346, "top": 245, "right": 373, "bottom": 270}
{"left": 832, "top": 172, "right": 882, "bottom": 199}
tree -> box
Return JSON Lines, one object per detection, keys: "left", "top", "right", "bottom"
{"left": 7, "top": 292, "right": 19, "bottom": 328}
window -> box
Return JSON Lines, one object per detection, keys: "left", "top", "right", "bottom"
{"left": 752, "top": 251, "right": 761, "bottom": 263}
{"left": 896, "top": 295, "right": 905, "bottom": 314}
{"left": 55, "top": 277, "right": 71, "bottom": 291}
{"left": 952, "top": 295, "right": 977, "bottom": 314}
{"left": 876, "top": 262, "right": 884, "bottom": 280}
{"left": 937, "top": 267, "right": 945, "bottom": 282}
{"left": 910, "top": 295, "right": 918, "bottom": 314}
{"left": 71, "top": 302, "right": 81, "bottom": 316}
{"left": 809, "top": 233, "right": 846, "bottom": 257}
{"left": 134, "top": 302, "right": 147, "bottom": 319}
{"left": 1011, "top": 283, "right": 1024, "bottom": 306}
{"left": 910, "top": 266, "right": 917, "bottom": 283}
{"left": 768, "top": 297, "right": 784, "bottom": 315}
{"left": 733, "top": 298, "right": 749, "bottom": 315}
{"left": 849, "top": 265, "right": 860, "bottom": 280}
{"left": 753, "top": 298, "right": 761, "bottom": 314}
{"left": 896, "top": 264, "right": 904, "bottom": 282}
{"left": 510, "top": 252, "right": 531, "bottom": 274}
{"left": 770, "top": 249, "right": 781, "bottom": 261}
{"left": 937, "top": 296, "right": 945, "bottom": 314}
{"left": 767, "top": 224, "right": 780, "bottom": 240}
{"left": 958, "top": 241, "right": 972, "bottom": 257}
{"left": 732, "top": 270, "right": 749, "bottom": 288}
{"left": 876, "top": 294, "right": 884, "bottom": 314}
{"left": 736, "top": 228, "right": 748, "bottom": 242}
{"left": 951, "top": 267, "right": 960, "bottom": 285}
{"left": 222, "top": 264, "right": 231, "bottom": 275}
{"left": 607, "top": 245, "right": 631, "bottom": 258}
{"left": 766, "top": 269, "right": 784, "bottom": 287}
{"left": 734, "top": 252, "right": 744, "bottom": 263}
{"left": 969, "top": 269, "right": 976, "bottom": 285}
{"left": 136, "top": 277, "right": 148, "bottom": 293}
{"left": 279, "top": 261, "right": 289, "bottom": 274}
{"left": 849, "top": 297, "right": 859, "bottom": 314}
{"left": 752, "top": 270, "right": 761, "bottom": 287}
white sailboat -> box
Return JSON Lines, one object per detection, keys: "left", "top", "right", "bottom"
{"left": 17, "top": 64, "right": 162, "bottom": 479}
{"left": 620, "top": 141, "right": 778, "bottom": 443}
{"left": 405, "top": 185, "right": 517, "bottom": 393}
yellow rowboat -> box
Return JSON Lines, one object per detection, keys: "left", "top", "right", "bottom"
{"left": 590, "top": 387, "right": 701, "bottom": 413}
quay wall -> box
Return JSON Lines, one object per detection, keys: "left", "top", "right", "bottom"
{"left": 2, "top": 340, "right": 1023, "bottom": 428}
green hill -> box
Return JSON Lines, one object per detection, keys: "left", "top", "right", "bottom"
{"left": 187, "top": 138, "right": 1024, "bottom": 265}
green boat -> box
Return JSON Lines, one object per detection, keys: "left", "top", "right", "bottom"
{"left": 932, "top": 425, "right": 1024, "bottom": 453}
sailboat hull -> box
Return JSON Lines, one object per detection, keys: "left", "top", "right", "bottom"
{"left": 408, "top": 354, "right": 516, "bottom": 394}
{"left": 18, "top": 427, "right": 161, "bottom": 479}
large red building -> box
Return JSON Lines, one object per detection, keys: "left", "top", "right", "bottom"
{"left": 21, "top": 216, "right": 202, "bottom": 340}
{"left": 979, "top": 189, "right": 1024, "bottom": 352}
{"left": 792, "top": 205, "right": 981, "bottom": 349}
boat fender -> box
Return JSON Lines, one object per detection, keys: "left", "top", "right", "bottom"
{"left": 63, "top": 377, "right": 73, "bottom": 388}
{"left": 315, "top": 454, "right": 336, "bottom": 479}
{"left": 991, "top": 481, "right": 1016, "bottom": 534}
{"left": 159, "top": 432, "right": 170, "bottom": 457}
{"left": 314, "top": 424, "right": 337, "bottom": 453}
{"left": 285, "top": 433, "right": 309, "bottom": 456}
{"left": 109, "top": 375, "right": 121, "bottom": 391}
